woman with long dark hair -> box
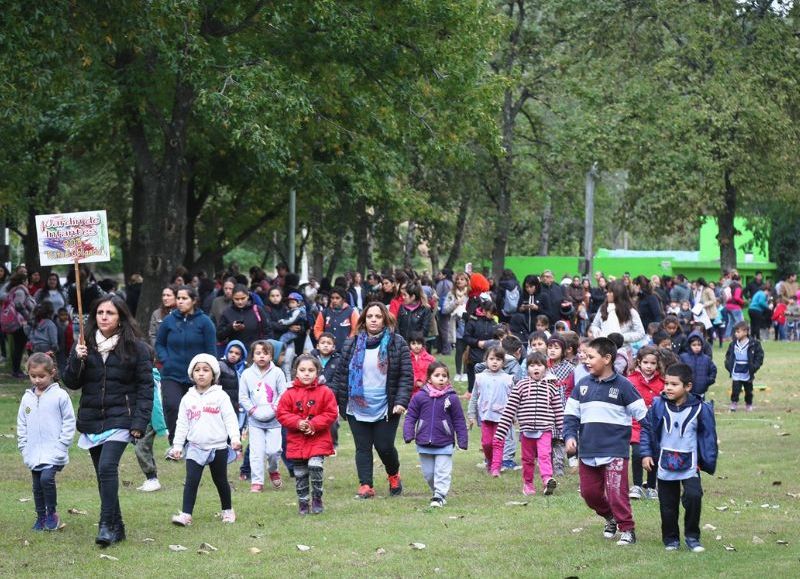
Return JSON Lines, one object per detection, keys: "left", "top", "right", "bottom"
{"left": 632, "top": 275, "right": 664, "bottom": 330}
{"left": 589, "top": 279, "right": 645, "bottom": 346}
{"left": 63, "top": 295, "right": 153, "bottom": 546}
{"left": 331, "top": 302, "right": 412, "bottom": 499}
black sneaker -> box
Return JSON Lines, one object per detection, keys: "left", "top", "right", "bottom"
{"left": 616, "top": 530, "right": 636, "bottom": 546}
{"left": 311, "top": 497, "right": 324, "bottom": 515}
{"left": 603, "top": 518, "right": 618, "bottom": 539}
{"left": 544, "top": 478, "right": 557, "bottom": 496}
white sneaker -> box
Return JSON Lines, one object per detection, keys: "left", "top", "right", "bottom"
{"left": 171, "top": 512, "right": 192, "bottom": 526}
{"left": 645, "top": 487, "right": 659, "bottom": 500}
{"left": 137, "top": 478, "right": 161, "bottom": 492}
{"left": 221, "top": 509, "right": 236, "bottom": 523}
{"left": 628, "top": 485, "right": 644, "bottom": 500}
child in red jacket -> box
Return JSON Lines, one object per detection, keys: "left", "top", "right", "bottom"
{"left": 627, "top": 346, "right": 664, "bottom": 500}
{"left": 276, "top": 354, "right": 339, "bottom": 515}
{"left": 409, "top": 332, "right": 436, "bottom": 397}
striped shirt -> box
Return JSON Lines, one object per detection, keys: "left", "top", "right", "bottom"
{"left": 563, "top": 372, "right": 647, "bottom": 459}
{"left": 495, "top": 376, "right": 563, "bottom": 440}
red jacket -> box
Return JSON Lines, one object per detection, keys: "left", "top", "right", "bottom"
{"left": 411, "top": 349, "right": 436, "bottom": 397}
{"left": 276, "top": 378, "right": 339, "bottom": 460}
{"left": 628, "top": 370, "right": 664, "bottom": 443}
{"left": 772, "top": 303, "right": 787, "bottom": 325}
{"left": 389, "top": 296, "right": 404, "bottom": 319}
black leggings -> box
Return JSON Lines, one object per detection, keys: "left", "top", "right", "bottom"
{"left": 347, "top": 414, "right": 401, "bottom": 487}
{"left": 10, "top": 328, "right": 26, "bottom": 373}
{"left": 161, "top": 379, "right": 190, "bottom": 445}
{"left": 32, "top": 466, "right": 60, "bottom": 515}
{"left": 630, "top": 443, "right": 657, "bottom": 488}
{"left": 454, "top": 338, "right": 467, "bottom": 375}
{"left": 89, "top": 441, "right": 128, "bottom": 524}
{"left": 183, "top": 450, "right": 231, "bottom": 514}
{"left": 731, "top": 380, "right": 754, "bottom": 405}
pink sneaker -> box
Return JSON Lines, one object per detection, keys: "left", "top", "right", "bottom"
{"left": 490, "top": 469, "right": 501, "bottom": 478}
{"left": 171, "top": 512, "right": 192, "bottom": 526}
{"left": 221, "top": 509, "right": 236, "bottom": 523}
{"left": 522, "top": 482, "right": 536, "bottom": 495}
{"left": 250, "top": 483, "right": 264, "bottom": 493}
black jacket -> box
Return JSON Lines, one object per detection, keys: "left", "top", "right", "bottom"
{"left": 637, "top": 293, "right": 664, "bottom": 330}
{"left": 218, "top": 360, "right": 242, "bottom": 411}
{"left": 62, "top": 339, "right": 154, "bottom": 434}
{"left": 539, "top": 283, "right": 564, "bottom": 326}
{"left": 724, "top": 338, "right": 765, "bottom": 378}
{"left": 396, "top": 304, "right": 432, "bottom": 341}
{"left": 463, "top": 315, "right": 499, "bottom": 364}
{"left": 331, "top": 332, "right": 413, "bottom": 416}
{"left": 217, "top": 302, "right": 270, "bottom": 346}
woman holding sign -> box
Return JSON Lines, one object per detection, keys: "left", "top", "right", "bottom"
{"left": 155, "top": 285, "right": 216, "bottom": 446}
{"left": 62, "top": 295, "right": 153, "bottom": 546}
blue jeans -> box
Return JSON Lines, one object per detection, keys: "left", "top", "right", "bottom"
{"left": 724, "top": 308, "right": 744, "bottom": 338}
{"left": 32, "top": 466, "right": 61, "bottom": 515}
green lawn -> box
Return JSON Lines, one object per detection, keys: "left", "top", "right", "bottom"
{"left": 0, "top": 343, "right": 798, "bottom": 578}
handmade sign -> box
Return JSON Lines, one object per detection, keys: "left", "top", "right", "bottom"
{"left": 35, "top": 210, "right": 110, "bottom": 266}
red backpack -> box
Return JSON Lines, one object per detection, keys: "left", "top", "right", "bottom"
{"left": 0, "top": 295, "right": 23, "bottom": 333}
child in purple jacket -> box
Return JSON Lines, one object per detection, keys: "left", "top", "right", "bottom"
{"left": 403, "top": 362, "right": 468, "bottom": 508}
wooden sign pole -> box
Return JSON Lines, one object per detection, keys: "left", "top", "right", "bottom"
{"left": 74, "top": 258, "right": 85, "bottom": 345}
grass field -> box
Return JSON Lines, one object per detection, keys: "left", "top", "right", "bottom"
{"left": 0, "top": 343, "right": 798, "bottom": 578}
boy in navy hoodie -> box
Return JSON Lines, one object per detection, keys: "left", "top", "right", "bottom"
{"left": 311, "top": 332, "right": 341, "bottom": 449}
{"left": 641, "top": 363, "right": 718, "bottom": 552}
{"left": 564, "top": 337, "right": 647, "bottom": 546}
{"left": 724, "top": 321, "right": 765, "bottom": 412}
{"left": 679, "top": 333, "right": 717, "bottom": 401}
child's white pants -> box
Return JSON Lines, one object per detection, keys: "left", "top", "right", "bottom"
{"left": 249, "top": 426, "right": 281, "bottom": 484}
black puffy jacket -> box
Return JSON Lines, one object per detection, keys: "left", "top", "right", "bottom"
{"left": 331, "top": 332, "right": 413, "bottom": 416}
{"left": 62, "top": 340, "right": 154, "bottom": 434}
{"left": 396, "top": 304, "right": 432, "bottom": 341}
{"left": 463, "top": 315, "right": 499, "bottom": 364}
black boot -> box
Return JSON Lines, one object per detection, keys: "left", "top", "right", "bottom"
{"left": 95, "top": 522, "right": 114, "bottom": 547}
{"left": 111, "top": 520, "right": 126, "bottom": 544}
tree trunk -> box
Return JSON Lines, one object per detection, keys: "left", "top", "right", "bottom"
{"left": 129, "top": 79, "right": 194, "bottom": 330}
{"left": 184, "top": 174, "right": 209, "bottom": 269}
{"left": 717, "top": 170, "right": 737, "bottom": 273}
{"left": 444, "top": 190, "right": 470, "bottom": 271}
{"left": 429, "top": 244, "right": 439, "bottom": 274}
{"left": 354, "top": 202, "right": 371, "bottom": 276}
{"left": 403, "top": 220, "right": 417, "bottom": 270}
{"left": 325, "top": 227, "right": 344, "bottom": 281}
{"left": 539, "top": 192, "right": 552, "bottom": 256}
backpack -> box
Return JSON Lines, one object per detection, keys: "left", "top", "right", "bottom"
{"left": 1, "top": 295, "right": 22, "bottom": 333}
{"left": 502, "top": 286, "right": 520, "bottom": 316}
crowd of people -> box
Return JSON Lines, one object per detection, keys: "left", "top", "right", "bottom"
{"left": 7, "top": 260, "right": 788, "bottom": 551}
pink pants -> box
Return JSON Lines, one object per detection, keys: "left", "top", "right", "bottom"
{"left": 517, "top": 431, "right": 553, "bottom": 487}
{"left": 481, "top": 421, "right": 503, "bottom": 471}
{"left": 578, "top": 458, "right": 635, "bottom": 532}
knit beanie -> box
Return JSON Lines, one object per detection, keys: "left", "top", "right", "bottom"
{"left": 188, "top": 353, "right": 221, "bottom": 383}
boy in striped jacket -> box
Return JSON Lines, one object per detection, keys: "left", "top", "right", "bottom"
{"left": 494, "top": 352, "right": 563, "bottom": 496}
{"left": 564, "top": 337, "right": 647, "bottom": 547}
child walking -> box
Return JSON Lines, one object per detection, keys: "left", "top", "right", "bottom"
{"left": 276, "top": 354, "right": 339, "bottom": 515}
{"left": 467, "top": 346, "right": 513, "bottom": 477}
{"left": 679, "top": 333, "right": 717, "bottom": 401}
{"left": 239, "top": 340, "right": 287, "bottom": 491}
{"left": 546, "top": 335, "right": 574, "bottom": 477}
{"left": 564, "top": 337, "right": 647, "bottom": 546}
{"left": 403, "top": 362, "right": 468, "bottom": 507}
{"left": 134, "top": 363, "right": 168, "bottom": 492}
{"left": 640, "top": 363, "right": 718, "bottom": 552}
{"left": 409, "top": 331, "right": 436, "bottom": 397}
{"left": 724, "top": 321, "right": 764, "bottom": 412}
{"left": 17, "top": 353, "right": 76, "bottom": 531}
{"left": 494, "top": 352, "right": 563, "bottom": 496}
{"left": 170, "top": 354, "right": 241, "bottom": 526}
{"left": 627, "top": 346, "right": 664, "bottom": 500}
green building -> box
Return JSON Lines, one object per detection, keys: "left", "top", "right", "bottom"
{"left": 505, "top": 217, "right": 775, "bottom": 282}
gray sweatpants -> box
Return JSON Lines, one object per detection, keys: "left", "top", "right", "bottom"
{"left": 134, "top": 424, "right": 158, "bottom": 479}
{"left": 419, "top": 453, "right": 453, "bottom": 500}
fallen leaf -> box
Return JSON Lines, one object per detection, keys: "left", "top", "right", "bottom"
{"left": 142, "top": 538, "right": 155, "bottom": 542}
{"left": 296, "top": 545, "right": 312, "bottom": 552}
{"left": 715, "top": 506, "right": 729, "bottom": 511}
{"left": 249, "top": 534, "right": 263, "bottom": 539}
{"left": 777, "top": 540, "right": 789, "bottom": 546}
{"left": 729, "top": 499, "right": 736, "bottom": 504}
{"left": 760, "top": 504, "right": 771, "bottom": 508}
{"left": 777, "top": 432, "right": 790, "bottom": 437}
{"left": 771, "top": 504, "right": 780, "bottom": 509}
{"left": 448, "top": 515, "right": 464, "bottom": 520}
{"left": 410, "top": 542, "right": 427, "bottom": 550}
{"left": 717, "top": 475, "right": 728, "bottom": 480}
{"left": 571, "top": 528, "right": 584, "bottom": 533}
{"left": 772, "top": 481, "right": 782, "bottom": 486}
{"left": 787, "top": 492, "right": 800, "bottom": 499}
{"left": 752, "top": 536, "right": 765, "bottom": 545}
{"left": 168, "top": 545, "right": 187, "bottom": 552}
{"left": 723, "top": 544, "right": 736, "bottom": 552}
{"left": 505, "top": 501, "right": 529, "bottom": 506}
{"left": 22, "top": 540, "right": 30, "bottom": 547}
{"left": 703, "top": 524, "right": 717, "bottom": 531}
{"left": 121, "top": 480, "right": 133, "bottom": 487}
{"left": 327, "top": 476, "right": 335, "bottom": 480}
{"left": 199, "top": 542, "right": 217, "bottom": 552}
{"left": 197, "top": 549, "right": 210, "bottom": 555}
{"left": 375, "top": 548, "right": 386, "bottom": 555}
{"left": 249, "top": 547, "right": 262, "bottom": 555}
{"left": 99, "top": 554, "right": 119, "bottom": 561}
{"left": 715, "top": 535, "right": 722, "bottom": 541}
{"left": 18, "top": 498, "right": 32, "bottom": 503}
{"left": 67, "top": 508, "right": 87, "bottom": 515}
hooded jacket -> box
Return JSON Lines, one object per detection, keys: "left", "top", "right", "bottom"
{"left": 463, "top": 314, "right": 499, "bottom": 364}
{"left": 403, "top": 385, "right": 468, "bottom": 450}
{"left": 217, "top": 302, "right": 269, "bottom": 346}
{"left": 411, "top": 348, "right": 436, "bottom": 396}
{"left": 276, "top": 378, "right": 339, "bottom": 459}
{"left": 172, "top": 384, "right": 240, "bottom": 451}
{"left": 640, "top": 392, "right": 718, "bottom": 475}
{"left": 17, "top": 383, "right": 76, "bottom": 469}
{"left": 239, "top": 362, "right": 287, "bottom": 428}
{"left": 679, "top": 333, "right": 717, "bottom": 397}
{"left": 311, "top": 349, "right": 342, "bottom": 387}
{"left": 627, "top": 370, "right": 665, "bottom": 444}
{"left": 155, "top": 308, "right": 217, "bottom": 384}
{"left": 219, "top": 340, "right": 248, "bottom": 410}
{"left": 724, "top": 336, "right": 764, "bottom": 379}
{"left": 63, "top": 339, "right": 154, "bottom": 434}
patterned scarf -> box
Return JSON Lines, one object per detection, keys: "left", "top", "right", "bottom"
{"left": 348, "top": 329, "right": 392, "bottom": 407}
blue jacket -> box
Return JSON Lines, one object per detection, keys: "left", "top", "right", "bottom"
{"left": 679, "top": 333, "right": 717, "bottom": 397}
{"left": 749, "top": 290, "right": 768, "bottom": 313}
{"left": 640, "top": 393, "right": 718, "bottom": 475}
{"left": 155, "top": 309, "right": 217, "bottom": 383}
{"left": 403, "top": 386, "right": 468, "bottom": 450}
